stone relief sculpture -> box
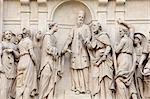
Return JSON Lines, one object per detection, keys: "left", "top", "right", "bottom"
{"left": 86, "top": 22, "right": 114, "bottom": 99}
{"left": 114, "top": 21, "right": 138, "bottom": 99}
{"left": 133, "top": 33, "right": 147, "bottom": 99}
{"left": 142, "top": 42, "right": 150, "bottom": 99}
{"left": 39, "top": 22, "right": 62, "bottom": 99}
{"left": 137, "top": 33, "right": 150, "bottom": 99}
{"left": 33, "top": 31, "right": 43, "bottom": 78}
{"left": 33, "top": 31, "right": 43, "bottom": 92}
{"left": 62, "top": 10, "right": 91, "bottom": 95}
{"left": 0, "top": 31, "right": 18, "bottom": 99}
{"left": 1, "top": 12, "right": 150, "bottom": 99}
{"left": 16, "top": 28, "right": 38, "bottom": 99}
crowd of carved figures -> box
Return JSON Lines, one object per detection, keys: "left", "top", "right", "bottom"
{"left": 1, "top": 10, "right": 150, "bottom": 99}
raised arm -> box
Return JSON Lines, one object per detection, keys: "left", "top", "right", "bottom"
{"left": 61, "top": 29, "right": 74, "bottom": 54}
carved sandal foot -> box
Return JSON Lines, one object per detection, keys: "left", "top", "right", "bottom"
{"left": 86, "top": 90, "right": 91, "bottom": 94}
{"left": 75, "top": 90, "right": 80, "bottom": 95}
{"left": 71, "top": 88, "right": 76, "bottom": 92}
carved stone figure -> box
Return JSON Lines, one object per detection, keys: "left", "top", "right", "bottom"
{"left": 115, "top": 21, "right": 138, "bottom": 99}
{"left": 138, "top": 35, "right": 150, "bottom": 99}
{"left": 133, "top": 33, "right": 147, "bottom": 99}
{"left": 33, "top": 31, "right": 43, "bottom": 76}
{"left": 142, "top": 41, "right": 150, "bottom": 99}
{"left": 62, "top": 10, "right": 91, "bottom": 94}
{"left": 39, "top": 23, "right": 61, "bottom": 99}
{"left": 86, "top": 22, "right": 114, "bottom": 99}
{"left": 16, "top": 28, "right": 38, "bottom": 99}
{"left": 0, "top": 30, "right": 18, "bottom": 99}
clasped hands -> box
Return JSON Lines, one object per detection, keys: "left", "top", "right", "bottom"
{"left": 93, "top": 55, "right": 107, "bottom": 66}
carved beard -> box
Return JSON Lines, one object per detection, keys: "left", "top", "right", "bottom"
{"left": 77, "top": 21, "right": 84, "bottom": 27}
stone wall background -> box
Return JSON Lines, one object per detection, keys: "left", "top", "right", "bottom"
{"left": 1, "top": 0, "right": 150, "bottom": 42}
{"left": 0, "top": 0, "right": 150, "bottom": 98}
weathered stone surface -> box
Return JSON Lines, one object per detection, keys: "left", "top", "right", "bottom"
{"left": 0, "top": 0, "right": 150, "bottom": 99}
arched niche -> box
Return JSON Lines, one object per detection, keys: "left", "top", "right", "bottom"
{"left": 50, "top": 0, "right": 94, "bottom": 50}
{"left": 51, "top": 0, "right": 93, "bottom": 25}
{"left": 50, "top": 1, "right": 94, "bottom": 99}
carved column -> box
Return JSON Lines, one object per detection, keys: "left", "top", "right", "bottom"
{"left": 149, "top": 0, "right": 150, "bottom": 20}
{"left": 20, "top": 0, "right": 30, "bottom": 30}
{"left": 0, "top": 0, "right": 3, "bottom": 41}
{"left": 37, "top": 0, "right": 47, "bottom": 33}
{"left": 115, "top": 0, "right": 126, "bottom": 20}
{"left": 148, "top": 0, "right": 150, "bottom": 39}
{"left": 97, "top": 0, "right": 108, "bottom": 30}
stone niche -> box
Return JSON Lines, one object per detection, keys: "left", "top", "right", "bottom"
{"left": 53, "top": 1, "right": 92, "bottom": 99}
{"left": 53, "top": 0, "right": 92, "bottom": 25}
{"left": 53, "top": 0, "right": 93, "bottom": 52}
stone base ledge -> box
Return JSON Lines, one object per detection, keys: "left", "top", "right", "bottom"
{"left": 64, "top": 90, "right": 91, "bottom": 99}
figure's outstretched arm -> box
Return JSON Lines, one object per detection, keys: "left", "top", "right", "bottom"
{"left": 61, "top": 29, "right": 74, "bottom": 55}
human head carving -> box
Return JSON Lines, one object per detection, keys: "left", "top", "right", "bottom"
{"left": 3, "top": 30, "right": 13, "bottom": 41}
{"left": 91, "top": 22, "right": 102, "bottom": 34}
{"left": 22, "top": 28, "right": 31, "bottom": 38}
{"left": 77, "top": 10, "right": 85, "bottom": 25}
{"left": 48, "top": 22, "right": 58, "bottom": 33}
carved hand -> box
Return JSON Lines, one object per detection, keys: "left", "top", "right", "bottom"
{"left": 93, "top": 56, "right": 106, "bottom": 67}
{"left": 93, "top": 62, "right": 99, "bottom": 67}
{"left": 101, "top": 55, "right": 106, "bottom": 61}
{"left": 84, "top": 38, "right": 90, "bottom": 45}
{"left": 61, "top": 46, "right": 69, "bottom": 55}
{"left": 7, "top": 49, "right": 13, "bottom": 53}
{"left": 60, "top": 48, "right": 65, "bottom": 54}
{"left": 66, "top": 49, "right": 73, "bottom": 54}
{"left": 138, "top": 64, "right": 143, "bottom": 69}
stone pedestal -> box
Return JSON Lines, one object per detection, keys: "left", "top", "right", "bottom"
{"left": 64, "top": 90, "right": 91, "bottom": 99}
